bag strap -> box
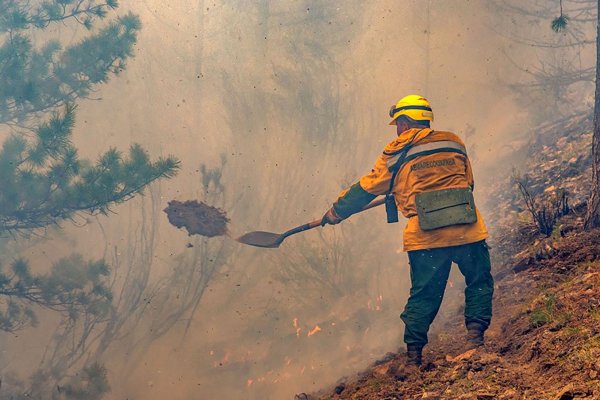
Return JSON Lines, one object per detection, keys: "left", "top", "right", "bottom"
{"left": 386, "top": 128, "right": 428, "bottom": 195}
{"left": 387, "top": 148, "right": 408, "bottom": 195}
{"left": 386, "top": 134, "right": 469, "bottom": 195}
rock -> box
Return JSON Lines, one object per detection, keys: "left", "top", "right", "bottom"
{"left": 500, "top": 389, "right": 517, "bottom": 398}
{"left": 421, "top": 391, "right": 441, "bottom": 399}
{"left": 388, "top": 362, "right": 420, "bottom": 382}
{"left": 478, "top": 352, "right": 501, "bottom": 364}
{"left": 554, "top": 383, "right": 588, "bottom": 400}
{"left": 447, "top": 349, "right": 477, "bottom": 363}
{"left": 372, "top": 363, "right": 391, "bottom": 376}
{"left": 334, "top": 383, "right": 345, "bottom": 395}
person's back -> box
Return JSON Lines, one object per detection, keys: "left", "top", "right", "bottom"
{"left": 321, "top": 95, "right": 494, "bottom": 366}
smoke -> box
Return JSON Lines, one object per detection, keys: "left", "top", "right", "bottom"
{"left": 2, "top": 0, "right": 588, "bottom": 399}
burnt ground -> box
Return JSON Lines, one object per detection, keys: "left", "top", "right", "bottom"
{"left": 302, "top": 124, "right": 599, "bottom": 400}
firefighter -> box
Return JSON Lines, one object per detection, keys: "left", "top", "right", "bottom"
{"left": 321, "top": 95, "right": 494, "bottom": 366}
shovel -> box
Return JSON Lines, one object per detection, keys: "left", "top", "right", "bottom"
{"left": 236, "top": 197, "right": 386, "bottom": 248}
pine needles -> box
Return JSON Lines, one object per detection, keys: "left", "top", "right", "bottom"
{"left": 551, "top": 14, "right": 569, "bottom": 32}
{"left": 551, "top": 0, "right": 569, "bottom": 32}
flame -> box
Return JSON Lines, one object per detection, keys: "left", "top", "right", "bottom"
{"left": 307, "top": 325, "right": 321, "bottom": 336}
{"left": 376, "top": 294, "right": 383, "bottom": 310}
{"left": 249, "top": 369, "right": 298, "bottom": 385}
{"left": 293, "top": 317, "right": 302, "bottom": 337}
{"left": 368, "top": 294, "right": 384, "bottom": 311}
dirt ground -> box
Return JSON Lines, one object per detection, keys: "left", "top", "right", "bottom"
{"left": 304, "top": 225, "right": 599, "bottom": 400}
{"left": 163, "top": 200, "right": 229, "bottom": 237}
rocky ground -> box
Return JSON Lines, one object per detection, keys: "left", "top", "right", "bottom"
{"left": 299, "top": 119, "right": 600, "bottom": 400}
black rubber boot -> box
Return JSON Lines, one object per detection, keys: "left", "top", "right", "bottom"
{"left": 406, "top": 344, "right": 423, "bottom": 366}
{"left": 466, "top": 322, "right": 486, "bottom": 348}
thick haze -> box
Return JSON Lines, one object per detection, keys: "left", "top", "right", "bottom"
{"left": 3, "top": 1, "right": 589, "bottom": 399}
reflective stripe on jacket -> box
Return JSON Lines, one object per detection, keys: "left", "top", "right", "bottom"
{"left": 333, "top": 128, "right": 488, "bottom": 251}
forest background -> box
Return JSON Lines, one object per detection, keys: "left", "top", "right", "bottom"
{"left": 0, "top": 1, "right": 596, "bottom": 399}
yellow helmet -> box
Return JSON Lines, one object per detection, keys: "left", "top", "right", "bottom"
{"left": 388, "top": 94, "right": 434, "bottom": 125}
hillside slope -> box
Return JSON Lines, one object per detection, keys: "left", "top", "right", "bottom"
{"left": 300, "top": 123, "right": 600, "bottom": 400}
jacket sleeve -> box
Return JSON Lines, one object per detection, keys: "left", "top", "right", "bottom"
{"left": 359, "top": 154, "right": 395, "bottom": 195}
{"left": 332, "top": 154, "right": 394, "bottom": 218}
{"left": 332, "top": 181, "right": 376, "bottom": 218}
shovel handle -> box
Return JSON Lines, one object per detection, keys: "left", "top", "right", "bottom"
{"left": 280, "top": 196, "right": 386, "bottom": 240}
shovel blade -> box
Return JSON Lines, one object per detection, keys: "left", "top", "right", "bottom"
{"left": 236, "top": 231, "right": 283, "bottom": 248}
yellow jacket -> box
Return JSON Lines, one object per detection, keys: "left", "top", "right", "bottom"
{"left": 333, "top": 128, "right": 488, "bottom": 251}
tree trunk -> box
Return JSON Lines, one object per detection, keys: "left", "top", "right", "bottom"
{"left": 585, "top": 1, "right": 600, "bottom": 229}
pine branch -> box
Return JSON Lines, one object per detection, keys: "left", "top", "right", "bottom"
{"left": 0, "top": 255, "right": 113, "bottom": 332}
{"left": 0, "top": 105, "right": 180, "bottom": 234}
{"left": 0, "top": 12, "right": 141, "bottom": 126}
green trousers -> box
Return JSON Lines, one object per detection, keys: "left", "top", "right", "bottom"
{"left": 400, "top": 240, "right": 494, "bottom": 346}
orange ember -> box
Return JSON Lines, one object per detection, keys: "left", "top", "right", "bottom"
{"left": 307, "top": 325, "right": 321, "bottom": 336}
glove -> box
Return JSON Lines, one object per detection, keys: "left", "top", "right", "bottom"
{"left": 321, "top": 207, "right": 343, "bottom": 226}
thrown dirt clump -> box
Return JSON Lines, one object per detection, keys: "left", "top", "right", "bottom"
{"left": 164, "top": 200, "right": 229, "bottom": 237}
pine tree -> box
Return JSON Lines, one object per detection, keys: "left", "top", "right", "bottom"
{"left": 584, "top": 0, "right": 600, "bottom": 228}
{"left": 0, "top": 2, "right": 179, "bottom": 398}
{"left": 0, "top": 0, "right": 178, "bottom": 326}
